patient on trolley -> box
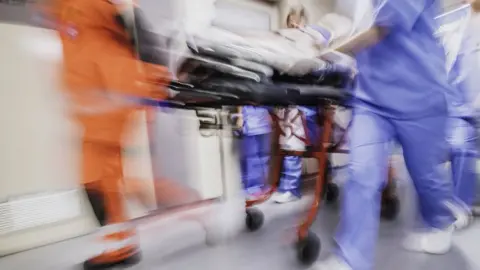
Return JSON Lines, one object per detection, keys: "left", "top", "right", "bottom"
{"left": 271, "top": 6, "right": 332, "bottom": 204}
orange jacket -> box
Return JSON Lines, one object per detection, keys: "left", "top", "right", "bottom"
{"left": 43, "top": 0, "right": 170, "bottom": 143}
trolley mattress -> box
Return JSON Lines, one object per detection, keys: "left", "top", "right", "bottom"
{"left": 171, "top": 39, "right": 355, "bottom": 107}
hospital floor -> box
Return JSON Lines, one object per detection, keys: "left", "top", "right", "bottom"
{"left": 1, "top": 157, "right": 480, "bottom": 270}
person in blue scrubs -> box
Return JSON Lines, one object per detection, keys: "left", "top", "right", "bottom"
{"left": 444, "top": 1, "right": 480, "bottom": 226}
{"left": 273, "top": 9, "right": 331, "bottom": 204}
{"left": 239, "top": 106, "right": 272, "bottom": 199}
{"left": 315, "top": 1, "right": 469, "bottom": 269}
{"left": 273, "top": 106, "right": 320, "bottom": 203}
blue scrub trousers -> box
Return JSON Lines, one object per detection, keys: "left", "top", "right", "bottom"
{"left": 241, "top": 133, "right": 271, "bottom": 193}
{"left": 335, "top": 108, "right": 455, "bottom": 270}
{"left": 278, "top": 113, "right": 320, "bottom": 197}
{"left": 447, "top": 117, "right": 478, "bottom": 210}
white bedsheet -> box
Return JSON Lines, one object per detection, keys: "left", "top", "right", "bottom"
{"left": 191, "top": 27, "right": 329, "bottom": 74}
{"left": 172, "top": 24, "right": 356, "bottom": 77}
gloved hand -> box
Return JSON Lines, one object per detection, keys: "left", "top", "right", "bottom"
{"left": 286, "top": 58, "right": 328, "bottom": 76}
{"left": 319, "top": 50, "right": 355, "bottom": 66}
{"left": 319, "top": 50, "right": 357, "bottom": 77}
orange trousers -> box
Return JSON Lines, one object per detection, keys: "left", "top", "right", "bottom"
{"left": 80, "top": 108, "right": 201, "bottom": 227}
{"left": 83, "top": 139, "right": 127, "bottom": 225}
{"left": 77, "top": 104, "right": 133, "bottom": 225}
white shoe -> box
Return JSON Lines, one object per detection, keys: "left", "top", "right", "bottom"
{"left": 312, "top": 256, "right": 352, "bottom": 270}
{"left": 444, "top": 201, "right": 473, "bottom": 230}
{"left": 274, "top": 191, "right": 300, "bottom": 204}
{"left": 270, "top": 191, "right": 282, "bottom": 202}
{"left": 402, "top": 226, "right": 453, "bottom": 254}
{"left": 201, "top": 198, "right": 246, "bottom": 246}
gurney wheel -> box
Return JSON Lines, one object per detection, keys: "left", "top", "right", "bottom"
{"left": 325, "top": 183, "right": 339, "bottom": 204}
{"left": 245, "top": 208, "right": 264, "bottom": 232}
{"left": 296, "top": 231, "right": 321, "bottom": 266}
{"left": 472, "top": 205, "right": 480, "bottom": 217}
{"left": 381, "top": 196, "right": 400, "bottom": 221}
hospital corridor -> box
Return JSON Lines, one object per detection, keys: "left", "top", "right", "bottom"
{"left": 1, "top": 0, "right": 480, "bottom": 270}
{"left": 1, "top": 164, "right": 480, "bottom": 270}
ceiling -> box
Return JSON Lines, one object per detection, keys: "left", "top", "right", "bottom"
{"left": 443, "top": 0, "right": 466, "bottom": 10}
{"left": 0, "top": 0, "right": 470, "bottom": 27}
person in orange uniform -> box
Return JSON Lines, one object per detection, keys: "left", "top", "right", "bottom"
{"left": 37, "top": 0, "right": 200, "bottom": 269}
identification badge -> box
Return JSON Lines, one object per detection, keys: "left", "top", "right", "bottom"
{"left": 61, "top": 23, "right": 78, "bottom": 39}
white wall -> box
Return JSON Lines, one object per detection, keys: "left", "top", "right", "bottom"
{"left": 219, "top": 0, "right": 280, "bottom": 29}
{"left": 279, "top": 0, "right": 334, "bottom": 27}
{"left": 0, "top": 23, "right": 97, "bottom": 255}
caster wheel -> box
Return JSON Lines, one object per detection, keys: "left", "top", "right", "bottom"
{"left": 381, "top": 196, "right": 400, "bottom": 221}
{"left": 472, "top": 205, "right": 480, "bottom": 217}
{"left": 296, "top": 231, "right": 321, "bottom": 266}
{"left": 246, "top": 208, "right": 264, "bottom": 232}
{"left": 325, "top": 183, "right": 339, "bottom": 204}
{"left": 83, "top": 252, "right": 141, "bottom": 270}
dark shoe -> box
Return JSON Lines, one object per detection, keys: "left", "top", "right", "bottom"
{"left": 83, "top": 250, "right": 141, "bottom": 269}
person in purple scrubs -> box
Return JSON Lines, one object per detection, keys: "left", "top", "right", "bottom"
{"left": 442, "top": 1, "right": 480, "bottom": 229}
{"left": 239, "top": 106, "right": 272, "bottom": 199}
{"left": 314, "top": 1, "right": 470, "bottom": 269}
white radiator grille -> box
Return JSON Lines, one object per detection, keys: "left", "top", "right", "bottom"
{"left": 0, "top": 190, "right": 83, "bottom": 235}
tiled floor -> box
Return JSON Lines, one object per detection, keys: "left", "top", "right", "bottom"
{"left": 1, "top": 157, "right": 479, "bottom": 270}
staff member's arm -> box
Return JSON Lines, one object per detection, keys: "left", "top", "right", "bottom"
{"left": 334, "top": 27, "right": 389, "bottom": 56}
{"left": 332, "top": 0, "right": 427, "bottom": 57}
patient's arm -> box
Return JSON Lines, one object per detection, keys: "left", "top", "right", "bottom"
{"left": 334, "top": 26, "right": 389, "bottom": 56}
{"left": 301, "top": 26, "right": 329, "bottom": 46}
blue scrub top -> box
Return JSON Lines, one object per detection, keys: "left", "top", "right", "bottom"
{"left": 242, "top": 106, "right": 271, "bottom": 136}
{"left": 354, "top": 0, "right": 453, "bottom": 119}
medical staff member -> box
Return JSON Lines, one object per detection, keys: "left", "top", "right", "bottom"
{"left": 272, "top": 8, "right": 331, "bottom": 204}
{"left": 443, "top": 0, "right": 480, "bottom": 228}
{"left": 315, "top": 1, "right": 469, "bottom": 269}
{"left": 239, "top": 106, "right": 272, "bottom": 199}
{"left": 273, "top": 107, "right": 321, "bottom": 203}
{"left": 39, "top": 0, "right": 212, "bottom": 268}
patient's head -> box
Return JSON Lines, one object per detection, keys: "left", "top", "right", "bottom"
{"left": 470, "top": 0, "right": 480, "bottom": 12}
{"left": 286, "top": 6, "right": 308, "bottom": 28}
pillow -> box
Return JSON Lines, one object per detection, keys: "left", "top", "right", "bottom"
{"left": 229, "top": 30, "right": 301, "bottom": 56}
{"left": 242, "top": 34, "right": 294, "bottom": 54}
{"left": 275, "top": 28, "right": 323, "bottom": 57}
{"left": 317, "top": 13, "right": 353, "bottom": 41}
{"left": 195, "top": 26, "right": 247, "bottom": 45}
{"left": 277, "top": 28, "right": 315, "bottom": 44}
